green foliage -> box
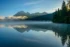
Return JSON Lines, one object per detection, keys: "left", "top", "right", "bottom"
{"left": 53, "top": 1, "right": 70, "bottom": 23}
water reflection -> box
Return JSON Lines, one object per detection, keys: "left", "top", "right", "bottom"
{"left": 0, "top": 24, "right": 28, "bottom": 28}
{"left": 14, "top": 23, "right": 70, "bottom": 47}
{"left": 0, "top": 23, "right": 70, "bottom": 47}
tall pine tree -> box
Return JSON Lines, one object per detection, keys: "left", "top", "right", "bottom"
{"left": 61, "top": 1, "right": 67, "bottom": 16}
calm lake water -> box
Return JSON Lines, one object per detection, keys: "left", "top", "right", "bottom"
{"left": 0, "top": 21, "right": 70, "bottom": 47}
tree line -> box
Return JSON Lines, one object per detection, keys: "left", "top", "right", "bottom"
{"left": 53, "top": 1, "right": 70, "bottom": 23}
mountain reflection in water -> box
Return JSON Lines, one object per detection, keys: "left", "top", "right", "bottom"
{"left": 0, "top": 22, "right": 70, "bottom": 47}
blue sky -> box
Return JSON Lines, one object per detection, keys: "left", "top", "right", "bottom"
{"left": 0, "top": 0, "right": 64, "bottom": 16}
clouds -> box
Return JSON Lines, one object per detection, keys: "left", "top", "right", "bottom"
{"left": 29, "top": 7, "right": 57, "bottom": 13}
{"left": 29, "top": 8, "right": 47, "bottom": 13}
{"left": 23, "top": 1, "right": 40, "bottom": 6}
{"left": 23, "top": 0, "right": 62, "bottom": 13}
{"left": 23, "top": 0, "right": 44, "bottom": 6}
{"left": 0, "top": 0, "right": 63, "bottom": 16}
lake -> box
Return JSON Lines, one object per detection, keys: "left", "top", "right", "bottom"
{"left": 0, "top": 21, "right": 70, "bottom": 47}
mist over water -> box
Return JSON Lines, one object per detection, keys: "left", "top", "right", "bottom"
{"left": 0, "top": 21, "right": 70, "bottom": 47}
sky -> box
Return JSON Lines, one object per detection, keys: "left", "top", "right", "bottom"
{"left": 0, "top": 0, "right": 65, "bottom": 16}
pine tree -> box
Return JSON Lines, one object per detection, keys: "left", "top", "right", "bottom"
{"left": 53, "top": 0, "right": 70, "bottom": 23}
{"left": 61, "top": 1, "right": 67, "bottom": 16}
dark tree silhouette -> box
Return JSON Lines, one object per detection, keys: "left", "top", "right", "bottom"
{"left": 53, "top": 1, "right": 70, "bottom": 23}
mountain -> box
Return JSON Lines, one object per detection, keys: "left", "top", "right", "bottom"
{"left": 14, "top": 11, "right": 30, "bottom": 16}
{"left": 14, "top": 11, "right": 53, "bottom": 21}
{"left": 14, "top": 11, "right": 47, "bottom": 17}
{"left": 31, "top": 12, "right": 47, "bottom": 16}
{"left": 25, "top": 13, "right": 53, "bottom": 21}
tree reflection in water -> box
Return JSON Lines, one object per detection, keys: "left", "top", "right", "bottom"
{"left": 0, "top": 23, "right": 69, "bottom": 47}
{"left": 13, "top": 23, "right": 70, "bottom": 47}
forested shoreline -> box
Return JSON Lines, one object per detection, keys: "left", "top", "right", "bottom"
{"left": 53, "top": 1, "right": 70, "bottom": 23}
